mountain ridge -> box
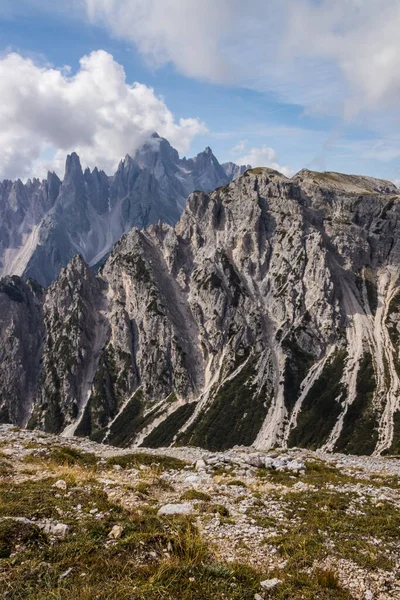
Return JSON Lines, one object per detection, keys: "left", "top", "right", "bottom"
{"left": 2, "top": 166, "right": 400, "bottom": 455}
{"left": 0, "top": 134, "right": 248, "bottom": 287}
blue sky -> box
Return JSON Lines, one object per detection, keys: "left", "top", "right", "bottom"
{"left": 1, "top": 0, "right": 400, "bottom": 183}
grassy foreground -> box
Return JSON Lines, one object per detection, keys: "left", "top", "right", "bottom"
{"left": 0, "top": 435, "right": 399, "bottom": 599}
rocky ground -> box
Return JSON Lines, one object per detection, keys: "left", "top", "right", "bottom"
{"left": 1, "top": 425, "right": 400, "bottom": 599}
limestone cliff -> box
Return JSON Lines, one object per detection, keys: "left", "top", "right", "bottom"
{"left": 2, "top": 167, "right": 400, "bottom": 455}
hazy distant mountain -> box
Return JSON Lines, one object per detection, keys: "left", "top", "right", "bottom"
{"left": 221, "top": 162, "right": 251, "bottom": 180}
{"left": 0, "top": 133, "right": 248, "bottom": 287}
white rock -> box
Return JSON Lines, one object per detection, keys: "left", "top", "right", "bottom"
{"left": 185, "top": 474, "right": 201, "bottom": 484}
{"left": 42, "top": 522, "right": 69, "bottom": 538}
{"left": 157, "top": 503, "right": 194, "bottom": 516}
{"left": 264, "top": 457, "right": 274, "bottom": 469}
{"left": 245, "top": 453, "right": 265, "bottom": 468}
{"left": 272, "top": 458, "right": 287, "bottom": 471}
{"left": 364, "top": 592, "right": 373, "bottom": 600}
{"left": 53, "top": 479, "right": 67, "bottom": 491}
{"left": 260, "top": 578, "right": 281, "bottom": 590}
{"left": 286, "top": 459, "right": 305, "bottom": 473}
{"left": 196, "top": 459, "right": 207, "bottom": 470}
{"left": 108, "top": 525, "right": 124, "bottom": 540}
{"left": 60, "top": 567, "right": 73, "bottom": 579}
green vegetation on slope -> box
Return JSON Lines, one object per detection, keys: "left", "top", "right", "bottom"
{"left": 288, "top": 350, "right": 347, "bottom": 449}
{"left": 283, "top": 338, "right": 314, "bottom": 413}
{"left": 141, "top": 403, "right": 196, "bottom": 448}
{"left": 334, "top": 352, "right": 378, "bottom": 455}
{"left": 176, "top": 357, "right": 270, "bottom": 451}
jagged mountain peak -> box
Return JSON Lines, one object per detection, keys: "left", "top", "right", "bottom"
{"left": 0, "top": 137, "right": 246, "bottom": 287}
{"left": 64, "top": 151, "right": 83, "bottom": 176}
{"left": 3, "top": 167, "right": 400, "bottom": 455}
{"left": 56, "top": 253, "right": 91, "bottom": 281}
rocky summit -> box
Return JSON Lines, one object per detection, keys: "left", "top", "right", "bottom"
{"left": 1, "top": 167, "right": 400, "bottom": 457}
{"left": 0, "top": 134, "right": 247, "bottom": 287}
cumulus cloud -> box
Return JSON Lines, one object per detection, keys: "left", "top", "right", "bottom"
{"left": 231, "top": 140, "right": 247, "bottom": 153}
{"left": 84, "top": 0, "right": 400, "bottom": 122}
{"left": 282, "top": 0, "right": 400, "bottom": 118}
{"left": 236, "top": 145, "right": 293, "bottom": 177}
{"left": 85, "top": 0, "right": 236, "bottom": 82}
{"left": 0, "top": 50, "right": 206, "bottom": 180}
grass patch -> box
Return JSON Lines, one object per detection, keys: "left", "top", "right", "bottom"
{"left": 226, "top": 479, "right": 247, "bottom": 487}
{"left": 269, "top": 487, "right": 399, "bottom": 572}
{"left": 24, "top": 446, "right": 98, "bottom": 469}
{"left": 0, "top": 456, "right": 13, "bottom": 477}
{"left": 267, "top": 570, "right": 351, "bottom": 599}
{"left": 315, "top": 568, "right": 341, "bottom": 589}
{"left": 199, "top": 503, "right": 230, "bottom": 518}
{"left": 106, "top": 452, "right": 187, "bottom": 472}
{"left": 0, "top": 520, "right": 46, "bottom": 559}
{"left": 0, "top": 477, "right": 269, "bottom": 600}
{"left": 181, "top": 489, "right": 211, "bottom": 502}
{"left": 135, "top": 478, "right": 174, "bottom": 497}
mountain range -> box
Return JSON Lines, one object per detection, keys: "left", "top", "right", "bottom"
{"left": 0, "top": 133, "right": 249, "bottom": 287}
{"left": 1, "top": 165, "right": 400, "bottom": 456}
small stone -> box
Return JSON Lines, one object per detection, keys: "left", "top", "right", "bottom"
{"left": 286, "top": 459, "right": 305, "bottom": 473}
{"left": 365, "top": 592, "right": 373, "bottom": 600}
{"left": 254, "top": 594, "right": 264, "bottom": 600}
{"left": 185, "top": 474, "right": 201, "bottom": 484}
{"left": 60, "top": 567, "right": 73, "bottom": 579}
{"left": 157, "top": 503, "right": 194, "bottom": 516}
{"left": 51, "top": 523, "right": 69, "bottom": 538}
{"left": 108, "top": 525, "right": 124, "bottom": 540}
{"left": 113, "top": 464, "right": 122, "bottom": 471}
{"left": 195, "top": 459, "right": 207, "bottom": 470}
{"left": 246, "top": 453, "right": 265, "bottom": 468}
{"left": 272, "top": 458, "right": 287, "bottom": 471}
{"left": 260, "top": 578, "right": 281, "bottom": 590}
{"left": 53, "top": 480, "right": 67, "bottom": 491}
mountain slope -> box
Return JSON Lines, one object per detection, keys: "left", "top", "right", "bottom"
{"left": 0, "top": 134, "right": 247, "bottom": 287}
{"left": 2, "top": 167, "right": 400, "bottom": 455}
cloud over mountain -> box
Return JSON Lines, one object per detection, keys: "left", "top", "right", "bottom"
{"left": 85, "top": 0, "right": 400, "bottom": 124}
{"left": 0, "top": 49, "right": 206, "bottom": 180}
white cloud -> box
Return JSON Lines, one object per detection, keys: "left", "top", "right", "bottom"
{"left": 237, "top": 145, "right": 293, "bottom": 177}
{"left": 281, "top": 0, "right": 400, "bottom": 118}
{"left": 231, "top": 140, "right": 247, "bottom": 154}
{"left": 0, "top": 50, "right": 206, "bottom": 180}
{"left": 84, "top": 0, "right": 400, "bottom": 123}
{"left": 85, "top": 0, "right": 236, "bottom": 82}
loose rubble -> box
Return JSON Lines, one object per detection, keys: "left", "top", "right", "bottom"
{"left": 1, "top": 425, "right": 400, "bottom": 599}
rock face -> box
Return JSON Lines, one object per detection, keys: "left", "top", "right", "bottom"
{"left": 0, "top": 134, "right": 247, "bottom": 287}
{"left": 2, "top": 167, "right": 400, "bottom": 456}
{"left": 222, "top": 162, "right": 251, "bottom": 180}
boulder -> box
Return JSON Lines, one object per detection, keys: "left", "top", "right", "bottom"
{"left": 260, "top": 578, "right": 281, "bottom": 590}
{"left": 53, "top": 479, "right": 67, "bottom": 491}
{"left": 108, "top": 525, "right": 124, "bottom": 540}
{"left": 157, "top": 503, "right": 194, "bottom": 516}
{"left": 245, "top": 454, "right": 265, "bottom": 468}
